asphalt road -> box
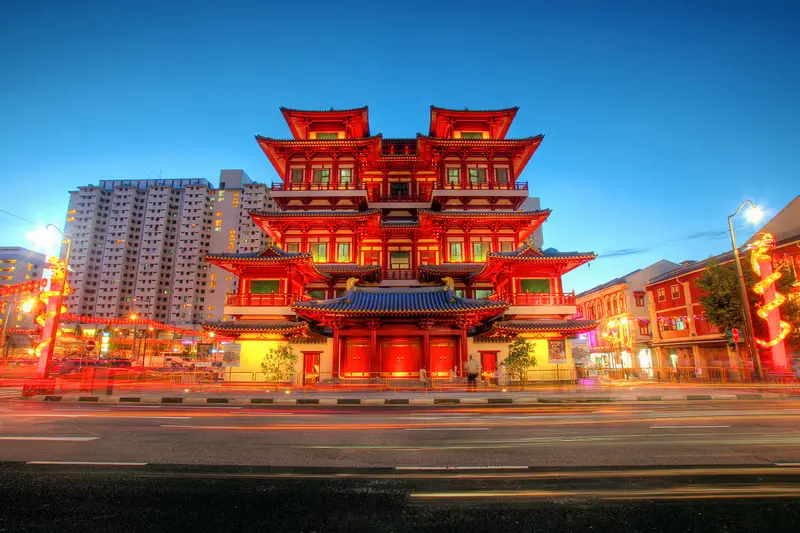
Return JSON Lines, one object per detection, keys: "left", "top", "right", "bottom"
{"left": 3, "top": 399, "right": 800, "bottom": 531}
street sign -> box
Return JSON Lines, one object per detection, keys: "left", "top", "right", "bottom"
{"left": 732, "top": 328, "right": 740, "bottom": 343}
{"left": 85, "top": 340, "right": 96, "bottom": 352}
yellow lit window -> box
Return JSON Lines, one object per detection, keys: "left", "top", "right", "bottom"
{"left": 215, "top": 220, "right": 222, "bottom": 227}
{"left": 66, "top": 217, "right": 75, "bottom": 222}
{"left": 210, "top": 273, "right": 216, "bottom": 280}
{"left": 216, "top": 212, "right": 222, "bottom": 216}
{"left": 27, "top": 263, "right": 32, "bottom": 271}
{"left": 67, "top": 209, "right": 77, "bottom": 215}
{"left": 208, "top": 305, "right": 214, "bottom": 311}
{"left": 209, "top": 282, "right": 216, "bottom": 289}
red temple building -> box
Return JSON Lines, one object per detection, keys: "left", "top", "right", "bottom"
{"left": 203, "top": 106, "right": 597, "bottom": 382}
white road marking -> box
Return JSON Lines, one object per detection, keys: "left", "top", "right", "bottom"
{"left": 27, "top": 461, "right": 146, "bottom": 466}
{"left": 650, "top": 425, "right": 731, "bottom": 429}
{"left": 404, "top": 427, "right": 490, "bottom": 431}
{"left": 395, "top": 466, "right": 528, "bottom": 470}
{"left": 0, "top": 436, "right": 100, "bottom": 441}
{"left": 774, "top": 462, "right": 800, "bottom": 467}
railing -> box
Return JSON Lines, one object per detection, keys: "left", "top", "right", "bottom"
{"left": 435, "top": 181, "right": 528, "bottom": 191}
{"left": 271, "top": 182, "right": 365, "bottom": 192}
{"left": 384, "top": 269, "right": 416, "bottom": 280}
{"left": 225, "top": 293, "right": 308, "bottom": 306}
{"left": 489, "top": 291, "right": 576, "bottom": 306}
{"left": 657, "top": 322, "right": 722, "bottom": 339}
{"left": 367, "top": 190, "right": 433, "bottom": 203}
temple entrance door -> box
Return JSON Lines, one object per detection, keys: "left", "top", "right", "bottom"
{"left": 343, "top": 339, "right": 370, "bottom": 378}
{"left": 380, "top": 339, "right": 420, "bottom": 378}
{"left": 430, "top": 339, "right": 457, "bottom": 378}
{"left": 480, "top": 351, "right": 498, "bottom": 383}
{"left": 302, "top": 352, "right": 320, "bottom": 385}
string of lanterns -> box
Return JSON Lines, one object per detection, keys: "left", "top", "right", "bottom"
{"left": 60, "top": 313, "right": 217, "bottom": 340}
{"left": 751, "top": 232, "right": 793, "bottom": 348}
{"left": 0, "top": 279, "right": 45, "bottom": 297}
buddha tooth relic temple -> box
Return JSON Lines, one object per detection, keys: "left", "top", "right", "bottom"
{"left": 203, "top": 106, "right": 597, "bottom": 381}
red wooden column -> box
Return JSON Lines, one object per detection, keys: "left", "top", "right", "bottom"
{"left": 463, "top": 223, "right": 472, "bottom": 262}
{"left": 411, "top": 230, "right": 418, "bottom": 273}
{"left": 331, "top": 318, "right": 344, "bottom": 379}
{"left": 459, "top": 328, "right": 468, "bottom": 375}
{"left": 366, "top": 318, "right": 381, "bottom": 377}
{"left": 419, "top": 319, "right": 434, "bottom": 373}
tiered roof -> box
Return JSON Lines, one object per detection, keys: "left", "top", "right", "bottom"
{"left": 202, "top": 320, "right": 309, "bottom": 337}
{"left": 489, "top": 319, "right": 598, "bottom": 336}
{"left": 471, "top": 241, "right": 596, "bottom": 281}
{"left": 429, "top": 106, "right": 519, "bottom": 139}
{"left": 292, "top": 284, "right": 508, "bottom": 320}
{"left": 280, "top": 106, "right": 370, "bottom": 139}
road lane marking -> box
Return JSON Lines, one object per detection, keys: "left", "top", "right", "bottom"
{"left": 650, "top": 425, "right": 731, "bottom": 429}
{"left": 0, "top": 436, "right": 100, "bottom": 441}
{"left": 404, "top": 427, "right": 489, "bottom": 431}
{"left": 395, "top": 466, "right": 528, "bottom": 470}
{"left": 774, "top": 462, "right": 800, "bottom": 467}
{"left": 27, "top": 461, "right": 146, "bottom": 466}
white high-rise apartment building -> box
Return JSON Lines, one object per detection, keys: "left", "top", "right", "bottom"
{"left": 62, "top": 171, "right": 275, "bottom": 326}
{"left": 0, "top": 247, "right": 47, "bottom": 330}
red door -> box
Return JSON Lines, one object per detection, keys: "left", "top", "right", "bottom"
{"left": 343, "top": 339, "right": 370, "bottom": 378}
{"left": 480, "top": 351, "right": 498, "bottom": 375}
{"left": 303, "top": 352, "right": 320, "bottom": 384}
{"left": 430, "top": 339, "right": 457, "bottom": 377}
{"left": 381, "top": 339, "right": 420, "bottom": 377}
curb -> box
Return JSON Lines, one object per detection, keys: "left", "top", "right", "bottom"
{"left": 18, "top": 393, "right": 797, "bottom": 404}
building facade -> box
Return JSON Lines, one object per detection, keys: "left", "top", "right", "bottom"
{"left": 0, "top": 246, "right": 46, "bottom": 331}
{"left": 645, "top": 197, "right": 800, "bottom": 374}
{"left": 204, "top": 106, "right": 597, "bottom": 381}
{"left": 575, "top": 260, "right": 680, "bottom": 374}
{"left": 61, "top": 171, "right": 276, "bottom": 326}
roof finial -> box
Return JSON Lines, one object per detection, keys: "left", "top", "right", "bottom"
{"left": 346, "top": 277, "right": 359, "bottom": 291}
{"left": 442, "top": 277, "right": 455, "bottom": 292}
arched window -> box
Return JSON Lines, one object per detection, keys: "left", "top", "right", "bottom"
{"left": 612, "top": 298, "right": 618, "bottom": 315}
{"left": 618, "top": 294, "right": 625, "bottom": 314}
{"left": 606, "top": 296, "right": 612, "bottom": 314}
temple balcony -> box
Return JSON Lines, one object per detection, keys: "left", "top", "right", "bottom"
{"left": 270, "top": 182, "right": 368, "bottom": 209}
{"left": 432, "top": 180, "right": 528, "bottom": 195}
{"left": 223, "top": 292, "right": 310, "bottom": 317}
{"left": 366, "top": 188, "right": 432, "bottom": 209}
{"left": 486, "top": 290, "right": 577, "bottom": 317}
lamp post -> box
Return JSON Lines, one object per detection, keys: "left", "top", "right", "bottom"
{"left": 36, "top": 225, "right": 72, "bottom": 378}
{"left": 728, "top": 200, "right": 764, "bottom": 381}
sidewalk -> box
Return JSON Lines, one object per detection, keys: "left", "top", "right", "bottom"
{"left": 14, "top": 383, "right": 800, "bottom": 405}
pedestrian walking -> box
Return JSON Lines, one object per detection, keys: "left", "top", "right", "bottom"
{"left": 464, "top": 355, "right": 481, "bottom": 389}
{"left": 419, "top": 367, "right": 428, "bottom": 387}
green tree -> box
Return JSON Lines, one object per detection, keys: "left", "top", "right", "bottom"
{"left": 261, "top": 343, "right": 298, "bottom": 383}
{"left": 696, "top": 260, "right": 798, "bottom": 343}
{"left": 504, "top": 337, "right": 537, "bottom": 382}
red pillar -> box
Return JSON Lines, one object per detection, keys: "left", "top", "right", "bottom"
{"left": 459, "top": 328, "right": 468, "bottom": 375}
{"left": 422, "top": 329, "right": 430, "bottom": 373}
{"left": 370, "top": 327, "right": 379, "bottom": 377}
{"left": 757, "top": 256, "right": 789, "bottom": 369}
{"left": 332, "top": 327, "right": 341, "bottom": 378}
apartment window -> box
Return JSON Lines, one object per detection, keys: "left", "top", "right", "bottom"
{"left": 446, "top": 168, "right": 460, "bottom": 185}
{"left": 635, "top": 293, "right": 645, "bottom": 307}
{"left": 657, "top": 288, "right": 666, "bottom": 302}
{"left": 469, "top": 168, "right": 487, "bottom": 184}
{"left": 339, "top": 168, "right": 352, "bottom": 185}
{"left": 495, "top": 168, "right": 509, "bottom": 184}
{"left": 449, "top": 241, "right": 463, "bottom": 262}
{"left": 337, "top": 242, "right": 351, "bottom": 262}
{"left": 310, "top": 243, "right": 327, "bottom": 263}
{"left": 671, "top": 284, "right": 680, "bottom": 299}
{"left": 214, "top": 220, "right": 222, "bottom": 227}
{"left": 639, "top": 322, "right": 651, "bottom": 336}
{"left": 316, "top": 132, "right": 338, "bottom": 140}
{"left": 290, "top": 169, "right": 304, "bottom": 184}
{"left": 460, "top": 132, "right": 483, "bottom": 139}
{"left": 312, "top": 169, "right": 330, "bottom": 184}
{"left": 389, "top": 252, "right": 410, "bottom": 270}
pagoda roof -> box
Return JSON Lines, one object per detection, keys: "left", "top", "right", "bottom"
{"left": 429, "top": 106, "right": 519, "bottom": 139}
{"left": 381, "top": 219, "right": 420, "bottom": 228}
{"left": 203, "top": 241, "right": 327, "bottom": 280}
{"left": 292, "top": 284, "right": 508, "bottom": 318}
{"left": 417, "top": 263, "right": 483, "bottom": 282}
{"left": 471, "top": 242, "right": 596, "bottom": 281}
{"left": 490, "top": 319, "right": 598, "bottom": 336}
{"left": 279, "top": 106, "right": 370, "bottom": 139}
{"left": 255, "top": 135, "right": 381, "bottom": 176}
{"left": 417, "top": 134, "right": 543, "bottom": 177}
{"left": 202, "top": 320, "right": 309, "bottom": 337}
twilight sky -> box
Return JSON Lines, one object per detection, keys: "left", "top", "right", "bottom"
{"left": 1, "top": 0, "right": 798, "bottom": 292}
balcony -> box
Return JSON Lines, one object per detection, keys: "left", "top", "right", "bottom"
{"left": 487, "top": 291, "right": 577, "bottom": 316}
{"left": 271, "top": 182, "right": 365, "bottom": 192}
{"left": 384, "top": 269, "right": 416, "bottom": 281}
{"left": 367, "top": 190, "right": 433, "bottom": 203}
{"left": 435, "top": 181, "right": 528, "bottom": 192}
{"left": 223, "top": 292, "right": 310, "bottom": 316}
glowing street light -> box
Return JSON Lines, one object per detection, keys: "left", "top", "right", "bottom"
{"left": 728, "top": 200, "right": 764, "bottom": 380}
{"left": 21, "top": 298, "right": 37, "bottom": 313}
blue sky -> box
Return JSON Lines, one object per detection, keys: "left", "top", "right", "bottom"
{"left": 1, "top": 0, "right": 798, "bottom": 292}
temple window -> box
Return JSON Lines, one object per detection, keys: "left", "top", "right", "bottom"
{"left": 250, "top": 280, "right": 280, "bottom": 294}
{"left": 308, "top": 240, "right": 328, "bottom": 262}
{"left": 474, "top": 289, "right": 493, "bottom": 299}
{"left": 285, "top": 241, "right": 300, "bottom": 253}
{"left": 495, "top": 168, "right": 509, "bottom": 184}
{"left": 449, "top": 241, "right": 463, "bottom": 262}
{"left": 459, "top": 132, "right": 484, "bottom": 139}
{"left": 469, "top": 168, "right": 487, "bottom": 184}
{"left": 499, "top": 240, "right": 514, "bottom": 253}
{"left": 339, "top": 168, "right": 352, "bottom": 186}
{"left": 290, "top": 169, "right": 304, "bottom": 185}
{"left": 446, "top": 168, "right": 460, "bottom": 185}
{"left": 337, "top": 242, "right": 351, "bottom": 262}
{"left": 390, "top": 182, "right": 409, "bottom": 197}
{"left": 312, "top": 169, "right": 330, "bottom": 184}
{"left": 389, "top": 252, "right": 410, "bottom": 270}
{"left": 520, "top": 279, "right": 551, "bottom": 294}
{"left": 472, "top": 241, "right": 490, "bottom": 262}
{"left": 315, "top": 133, "right": 338, "bottom": 140}
{"left": 307, "top": 289, "right": 325, "bottom": 299}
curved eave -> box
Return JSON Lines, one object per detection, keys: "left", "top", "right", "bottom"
{"left": 421, "top": 209, "right": 551, "bottom": 219}
{"left": 417, "top": 263, "right": 484, "bottom": 281}
{"left": 280, "top": 106, "right": 370, "bottom": 139}
{"left": 202, "top": 321, "right": 309, "bottom": 336}
{"left": 470, "top": 253, "right": 597, "bottom": 281}
{"left": 255, "top": 135, "right": 381, "bottom": 178}
{"left": 492, "top": 320, "right": 599, "bottom": 335}
{"left": 291, "top": 302, "right": 508, "bottom": 318}
{"left": 429, "top": 106, "right": 520, "bottom": 138}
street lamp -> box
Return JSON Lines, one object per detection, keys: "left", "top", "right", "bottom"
{"left": 728, "top": 200, "right": 764, "bottom": 380}
{"left": 35, "top": 225, "right": 72, "bottom": 378}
